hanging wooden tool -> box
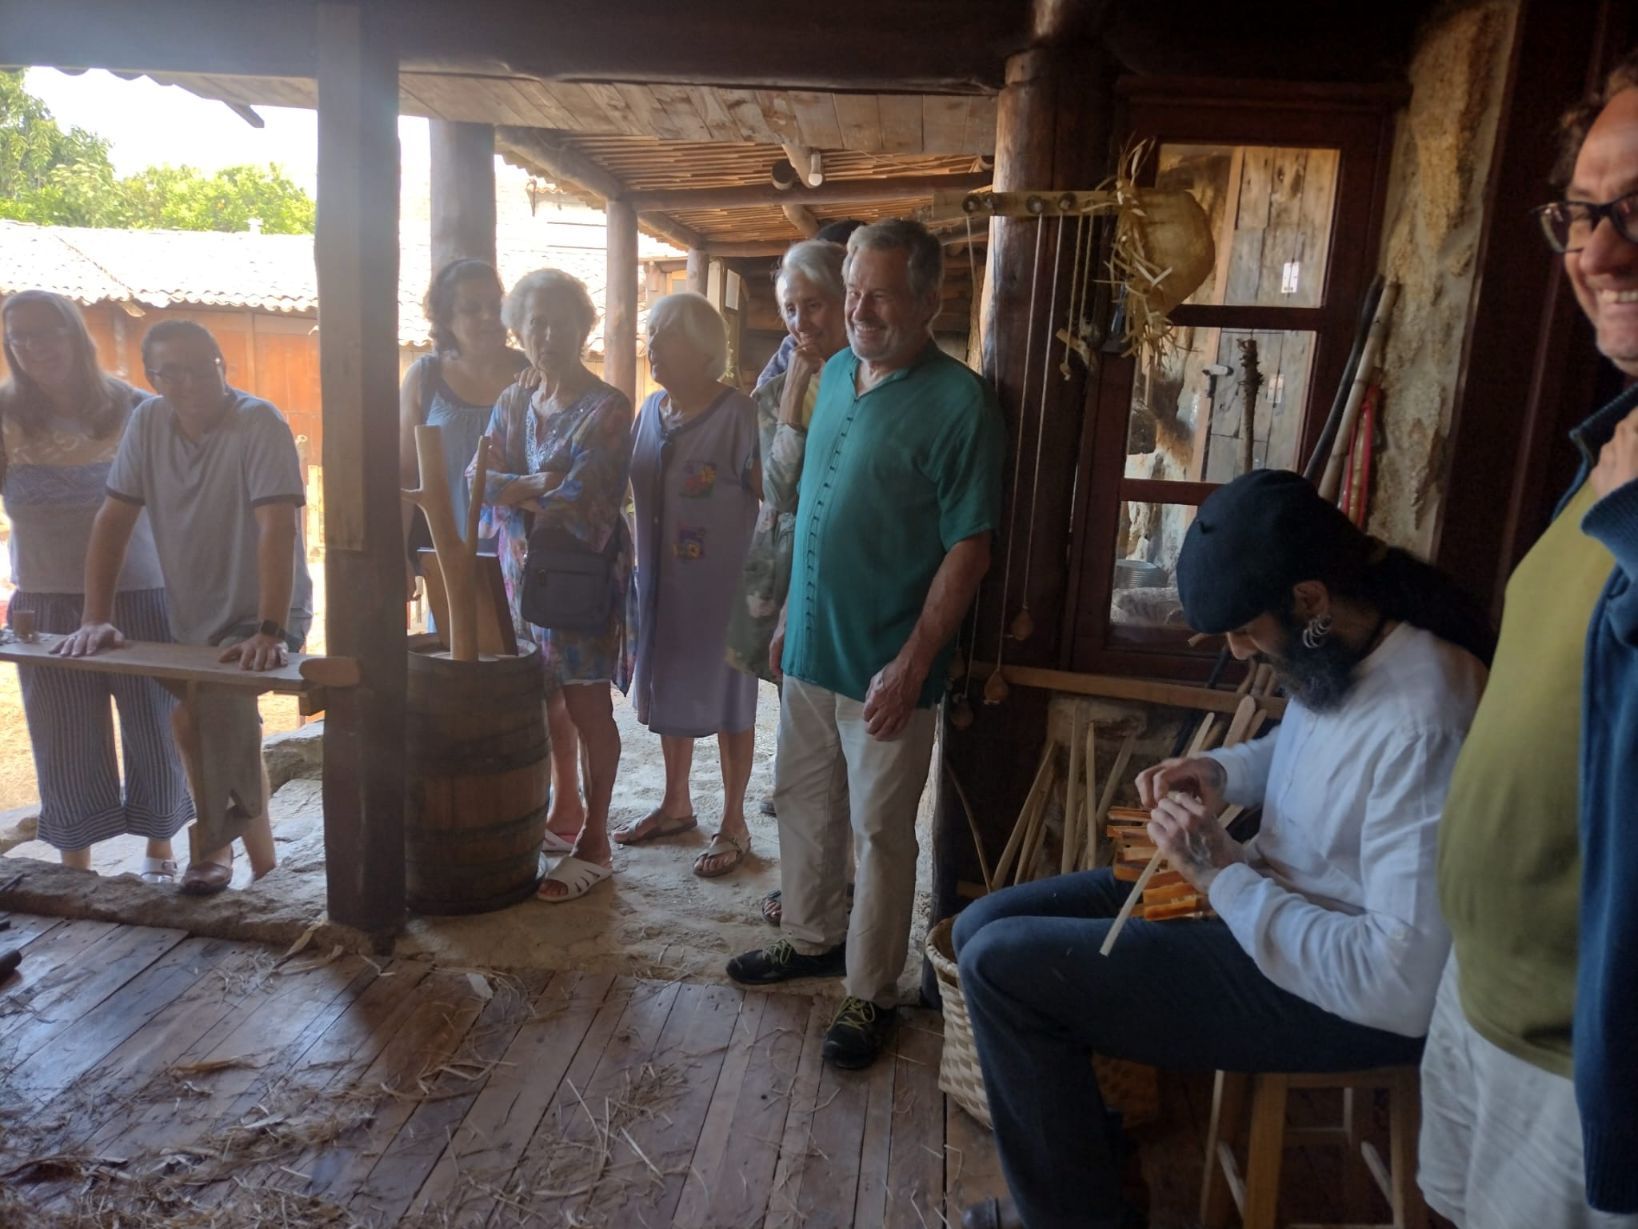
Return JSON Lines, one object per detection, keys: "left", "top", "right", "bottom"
{"left": 1320, "top": 282, "right": 1399, "bottom": 502}
{"left": 402, "top": 425, "right": 478, "bottom": 662}
{"left": 1237, "top": 338, "right": 1262, "bottom": 476}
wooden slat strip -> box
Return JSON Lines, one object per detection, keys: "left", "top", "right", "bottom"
{"left": 717, "top": 87, "right": 784, "bottom": 145}
{"left": 0, "top": 912, "right": 66, "bottom": 951}
{"left": 4, "top": 935, "right": 240, "bottom": 1106}
{"left": 944, "top": 1094, "right": 1012, "bottom": 1222}
{"left": 689, "top": 86, "right": 747, "bottom": 145}
{"left": 0, "top": 922, "right": 179, "bottom": 1058}
{"left": 963, "top": 95, "right": 999, "bottom": 157}
{"left": 540, "top": 977, "right": 684, "bottom": 1224}
{"left": 550, "top": 81, "right": 620, "bottom": 135}
{"left": 883, "top": 1013, "right": 946, "bottom": 1229}
{"left": 406, "top": 970, "right": 614, "bottom": 1223}
{"left": 21, "top": 940, "right": 287, "bottom": 1155}
{"left": 590, "top": 981, "right": 743, "bottom": 1225}
{"left": 681, "top": 989, "right": 810, "bottom": 1228}
{"left": 763, "top": 993, "right": 831, "bottom": 1229}
{"left": 614, "top": 82, "right": 682, "bottom": 142}
{"left": 348, "top": 971, "right": 554, "bottom": 1223}
{"left": 851, "top": 1014, "right": 901, "bottom": 1226}
{"left": 754, "top": 90, "right": 805, "bottom": 146}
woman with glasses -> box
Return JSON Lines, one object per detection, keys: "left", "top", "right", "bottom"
{"left": 0, "top": 291, "right": 191, "bottom": 879}
{"left": 620, "top": 293, "right": 762, "bottom": 880}
{"left": 475, "top": 269, "right": 634, "bottom": 901}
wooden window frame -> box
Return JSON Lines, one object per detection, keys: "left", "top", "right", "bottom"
{"left": 1063, "top": 78, "right": 1402, "bottom": 681}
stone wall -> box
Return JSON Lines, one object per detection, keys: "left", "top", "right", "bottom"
{"left": 1370, "top": 0, "right": 1520, "bottom": 554}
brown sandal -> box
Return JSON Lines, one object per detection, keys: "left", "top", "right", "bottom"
{"left": 179, "top": 860, "right": 233, "bottom": 896}
{"left": 693, "top": 830, "right": 749, "bottom": 879}
{"left": 611, "top": 809, "right": 698, "bottom": 846}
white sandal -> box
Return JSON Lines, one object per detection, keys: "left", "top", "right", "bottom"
{"left": 140, "top": 857, "right": 178, "bottom": 885}
{"left": 540, "top": 829, "right": 576, "bottom": 856}
{"left": 537, "top": 855, "right": 612, "bottom": 902}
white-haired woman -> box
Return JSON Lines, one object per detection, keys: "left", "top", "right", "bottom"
{"left": 725, "top": 238, "right": 851, "bottom": 923}
{"left": 618, "top": 293, "right": 761, "bottom": 878}
{"left": 475, "top": 268, "right": 634, "bottom": 901}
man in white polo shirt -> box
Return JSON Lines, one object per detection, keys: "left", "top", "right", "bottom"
{"left": 57, "top": 319, "right": 312, "bottom": 895}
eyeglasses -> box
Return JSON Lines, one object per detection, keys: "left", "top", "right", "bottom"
{"left": 3, "top": 326, "right": 71, "bottom": 351}
{"left": 1533, "top": 189, "right": 1638, "bottom": 253}
{"left": 146, "top": 358, "right": 222, "bottom": 386}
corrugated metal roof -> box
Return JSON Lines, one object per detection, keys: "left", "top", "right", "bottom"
{"left": 0, "top": 220, "right": 651, "bottom": 351}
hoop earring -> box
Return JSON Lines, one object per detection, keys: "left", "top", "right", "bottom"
{"left": 1301, "top": 613, "right": 1333, "bottom": 650}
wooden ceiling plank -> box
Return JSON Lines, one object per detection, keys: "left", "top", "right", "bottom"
{"left": 510, "top": 77, "right": 586, "bottom": 131}
{"left": 832, "top": 93, "right": 884, "bottom": 152}
{"left": 754, "top": 90, "right": 804, "bottom": 146}
{"left": 787, "top": 90, "right": 845, "bottom": 150}
{"left": 921, "top": 95, "right": 971, "bottom": 154}
{"left": 576, "top": 82, "right": 645, "bottom": 138}
{"left": 715, "top": 88, "right": 783, "bottom": 145}
{"left": 467, "top": 78, "right": 535, "bottom": 128}
{"left": 546, "top": 81, "right": 615, "bottom": 133}
{"left": 613, "top": 82, "right": 684, "bottom": 142}
{"left": 688, "top": 87, "right": 747, "bottom": 145}
{"left": 649, "top": 83, "right": 714, "bottom": 143}
{"left": 628, "top": 170, "right": 988, "bottom": 211}
{"left": 964, "top": 95, "right": 999, "bottom": 156}
{"left": 877, "top": 94, "right": 925, "bottom": 154}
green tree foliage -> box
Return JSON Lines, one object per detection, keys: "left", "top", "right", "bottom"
{"left": 0, "top": 71, "right": 314, "bottom": 233}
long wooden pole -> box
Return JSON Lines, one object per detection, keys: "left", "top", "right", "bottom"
{"left": 605, "top": 199, "right": 639, "bottom": 404}
{"left": 1320, "top": 282, "right": 1399, "bottom": 502}
{"left": 315, "top": 0, "right": 405, "bottom": 938}
{"left": 402, "top": 425, "right": 477, "bottom": 662}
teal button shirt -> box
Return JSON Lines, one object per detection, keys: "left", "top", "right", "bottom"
{"left": 781, "top": 342, "right": 1005, "bottom": 707}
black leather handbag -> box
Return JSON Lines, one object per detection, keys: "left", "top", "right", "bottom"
{"left": 520, "top": 526, "right": 618, "bottom": 633}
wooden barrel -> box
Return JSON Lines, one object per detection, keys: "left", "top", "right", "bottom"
{"left": 405, "top": 643, "right": 548, "bottom": 914}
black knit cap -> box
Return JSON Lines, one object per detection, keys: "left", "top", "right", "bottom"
{"left": 1176, "top": 469, "right": 1370, "bottom": 634}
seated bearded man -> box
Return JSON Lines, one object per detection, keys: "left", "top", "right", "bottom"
{"left": 954, "top": 470, "right": 1494, "bottom": 1229}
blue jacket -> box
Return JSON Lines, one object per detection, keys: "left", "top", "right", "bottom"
{"left": 1569, "top": 380, "right": 1638, "bottom": 1213}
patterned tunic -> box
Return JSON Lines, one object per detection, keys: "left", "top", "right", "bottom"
{"left": 725, "top": 371, "right": 810, "bottom": 681}
{"left": 477, "top": 378, "right": 635, "bottom": 689}
{"left": 629, "top": 388, "right": 760, "bottom": 737}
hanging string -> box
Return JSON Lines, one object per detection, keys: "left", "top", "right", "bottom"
{"left": 987, "top": 211, "right": 1046, "bottom": 702}
{"left": 1014, "top": 213, "right": 1069, "bottom": 636}
{"left": 1059, "top": 211, "right": 1087, "bottom": 379}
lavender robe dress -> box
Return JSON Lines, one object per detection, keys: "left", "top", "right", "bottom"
{"left": 629, "top": 388, "right": 760, "bottom": 737}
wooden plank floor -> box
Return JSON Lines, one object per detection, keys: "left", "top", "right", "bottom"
{"left": 0, "top": 915, "right": 1014, "bottom": 1228}
{"left": 0, "top": 915, "right": 1394, "bottom": 1228}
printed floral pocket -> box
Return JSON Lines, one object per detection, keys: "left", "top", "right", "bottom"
{"left": 673, "top": 526, "right": 706, "bottom": 560}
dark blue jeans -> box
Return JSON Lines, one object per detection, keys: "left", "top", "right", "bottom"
{"left": 952, "top": 869, "right": 1424, "bottom": 1229}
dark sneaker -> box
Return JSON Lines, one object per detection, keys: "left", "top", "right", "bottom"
{"left": 726, "top": 938, "right": 845, "bottom": 985}
{"left": 821, "top": 996, "right": 896, "bottom": 1069}
{"left": 758, "top": 796, "right": 777, "bottom": 817}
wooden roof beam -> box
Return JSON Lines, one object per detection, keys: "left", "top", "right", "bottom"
{"left": 781, "top": 204, "right": 821, "bottom": 238}
{"left": 496, "top": 126, "right": 705, "bottom": 254}
{"left": 628, "top": 171, "right": 991, "bottom": 213}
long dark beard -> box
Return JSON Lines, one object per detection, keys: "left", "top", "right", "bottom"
{"left": 1268, "top": 608, "right": 1369, "bottom": 713}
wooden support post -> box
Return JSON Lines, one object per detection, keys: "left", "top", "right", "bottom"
{"left": 781, "top": 202, "right": 820, "bottom": 237}
{"left": 316, "top": 0, "right": 406, "bottom": 940}
{"left": 429, "top": 119, "right": 496, "bottom": 272}
{"left": 686, "top": 248, "right": 709, "bottom": 297}
{"left": 605, "top": 199, "right": 639, "bottom": 403}
{"left": 929, "top": 28, "right": 1113, "bottom": 976}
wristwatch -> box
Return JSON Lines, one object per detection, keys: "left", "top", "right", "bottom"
{"left": 258, "top": 619, "right": 288, "bottom": 641}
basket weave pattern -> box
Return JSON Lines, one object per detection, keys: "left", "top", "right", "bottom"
{"left": 928, "top": 917, "right": 1160, "bottom": 1129}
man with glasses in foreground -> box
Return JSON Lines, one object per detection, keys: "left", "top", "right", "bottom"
{"left": 56, "top": 320, "right": 313, "bottom": 895}
{"left": 1420, "top": 48, "right": 1638, "bottom": 1225}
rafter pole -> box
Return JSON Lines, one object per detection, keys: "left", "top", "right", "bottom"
{"left": 627, "top": 171, "right": 991, "bottom": 212}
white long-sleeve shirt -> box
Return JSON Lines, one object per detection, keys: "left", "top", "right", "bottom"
{"left": 1203, "top": 624, "right": 1486, "bottom": 1037}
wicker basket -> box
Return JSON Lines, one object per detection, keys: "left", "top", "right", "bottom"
{"left": 927, "top": 917, "right": 1160, "bottom": 1129}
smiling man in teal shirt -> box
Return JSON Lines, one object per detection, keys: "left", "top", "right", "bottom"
{"left": 727, "top": 219, "right": 1004, "bottom": 1070}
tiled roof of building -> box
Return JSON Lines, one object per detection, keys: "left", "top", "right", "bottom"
{"left": 0, "top": 219, "right": 649, "bottom": 351}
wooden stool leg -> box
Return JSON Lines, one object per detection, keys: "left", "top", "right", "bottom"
{"left": 1342, "top": 1087, "right": 1372, "bottom": 1220}
{"left": 1390, "top": 1068, "right": 1427, "bottom": 1229}
{"left": 1243, "top": 1074, "right": 1289, "bottom": 1229}
{"left": 1200, "top": 1071, "right": 1248, "bottom": 1228}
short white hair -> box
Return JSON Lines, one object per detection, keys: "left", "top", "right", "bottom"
{"left": 502, "top": 268, "right": 597, "bottom": 348}
{"left": 646, "top": 292, "right": 728, "bottom": 379}
{"left": 776, "top": 239, "right": 846, "bottom": 303}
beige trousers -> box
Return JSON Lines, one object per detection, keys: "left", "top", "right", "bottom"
{"left": 773, "top": 676, "right": 936, "bottom": 1005}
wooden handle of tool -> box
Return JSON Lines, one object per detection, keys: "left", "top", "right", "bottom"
{"left": 1319, "top": 282, "right": 1398, "bottom": 502}
{"left": 402, "top": 425, "right": 477, "bottom": 661}
{"left": 465, "top": 436, "right": 489, "bottom": 558}
{"left": 1100, "top": 853, "right": 1162, "bottom": 956}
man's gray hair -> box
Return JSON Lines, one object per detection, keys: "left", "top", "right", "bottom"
{"left": 777, "top": 239, "right": 846, "bottom": 303}
{"left": 647, "top": 292, "right": 729, "bottom": 379}
{"left": 503, "top": 268, "right": 598, "bottom": 347}
{"left": 844, "top": 219, "right": 944, "bottom": 302}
